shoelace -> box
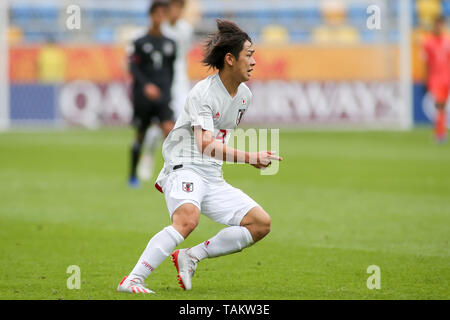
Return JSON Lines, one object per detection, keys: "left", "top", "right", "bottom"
{"left": 129, "top": 278, "right": 146, "bottom": 287}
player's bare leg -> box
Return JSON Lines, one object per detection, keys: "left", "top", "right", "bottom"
{"left": 118, "top": 203, "right": 198, "bottom": 293}
{"left": 239, "top": 206, "right": 271, "bottom": 242}
{"left": 169, "top": 203, "right": 200, "bottom": 290}
{"left": 172, "top": 206, "right": 270, "bottom": 290}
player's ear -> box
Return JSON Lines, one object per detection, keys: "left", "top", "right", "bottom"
{"left": 224, "top": 53, "right": 234, "bottom": 67}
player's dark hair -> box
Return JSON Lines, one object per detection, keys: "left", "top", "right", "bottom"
{"left": 148, "top": 0, "right": 169, "bottom": 15}
{"left": 202, "top": 19, "right": 252, "bottom": 70}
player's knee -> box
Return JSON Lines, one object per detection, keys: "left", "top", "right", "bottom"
{"left": 250, "top": 215, "right": 271, "bottom": 242}
{"left": 241, "top": 207, "right": 271, "bottom": 241}
{"left": 172, "top": 204, "right": 200, "bottom": 237}
{"left": 172, "top": 219, "right": 198, "bottom": 238}
{"left": 259, "top": 215, "right": 271, "bottom": 237}
{"left": 182, "top": 219, "right": 198, "bottom": 232}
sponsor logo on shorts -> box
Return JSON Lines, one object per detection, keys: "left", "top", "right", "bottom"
{"left": 182, "top": 182, "right": 194, "bottom": 193}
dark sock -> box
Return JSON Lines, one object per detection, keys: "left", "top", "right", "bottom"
{"left": 130, "top": 141, "right": 142, "bottom": 179}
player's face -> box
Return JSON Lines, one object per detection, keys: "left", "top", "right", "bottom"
{"left": 435, "top": 21, "right": 445, "bottom": 35}
{"left": 169, "top": 3, "right": 184, "bottom": 21}
{"left": 150, "top": 7, "right": 168, "bottom": 28}
{"left": 236, "top": 40, "right": 256, "bottom": 82}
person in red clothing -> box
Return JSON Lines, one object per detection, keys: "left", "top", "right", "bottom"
{"left": 423, "top": 16, "right": 450, "bottom": 142}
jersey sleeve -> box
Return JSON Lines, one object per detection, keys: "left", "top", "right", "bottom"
{"left": 186, "top": 94, "right": 214, "bottom": 132}
{"left": 129, "top": 41, "right": 151, "bottom": 86}
{"left": 180, "top": 21, "right": 194, "bottom": 44}
{"left": 247, "top": 91, "right": 253, "bottom": 108}
{"left": 169, "top": 40, "right": 177, "bottom": 84}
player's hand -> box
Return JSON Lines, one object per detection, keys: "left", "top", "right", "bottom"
{"left": 250, "top": 151, "right": 283, "bottom": 169}
{"left": 144, "top": 83, "right": 161, "bottom": 101}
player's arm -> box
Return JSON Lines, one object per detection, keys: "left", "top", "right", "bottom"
{"left": 193, "top": 127, "right": 282, "bottom": 168}
{"left": 129, "top": 42, "right": 160, "bottom": 100}
{"left": 169, "top": 41, "right": 177, "bottom": 84}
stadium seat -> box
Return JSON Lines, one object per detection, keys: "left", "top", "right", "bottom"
{"left": 312, "top": 25, "right": 333, "bottom": 43}
{"left": 416, "top": 0, "right": 442, "bottom": 27}
{"left": 336, "top": 25, "right": 360, "bottom": 44}
{"left": 261, "top": 25, "right": 290, "bottom": 44}
{"left": 312, "top": 24, "right": 360, "bottom": 44}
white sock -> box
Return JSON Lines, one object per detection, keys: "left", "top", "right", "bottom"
{"left": 144, "top": 125, "right": 163, "bottom": 154}
{"left": 187, "top": 226, "right": 254, "bottom": 261}
{"left": 129, "top": 226, "right": 184, "bottom": 281}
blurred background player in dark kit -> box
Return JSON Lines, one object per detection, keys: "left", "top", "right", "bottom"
{"left": 128, "top": 1, "right": 177, "bottom": 187}
{"left": 138, "top": 0, "right": 194, "bottom": 181}
{"left": 423, "top": 15, "right": 450, "bottom": 143}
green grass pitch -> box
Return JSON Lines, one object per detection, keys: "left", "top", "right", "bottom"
{"left": 0, "top": 128, "right": 449, "bottom": 300}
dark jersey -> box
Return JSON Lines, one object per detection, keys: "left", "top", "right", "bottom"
{"left": 129, "top": 33, "right": 176, "bottom": 105}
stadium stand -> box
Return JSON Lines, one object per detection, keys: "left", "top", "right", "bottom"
{"left": 5, "top": 0, "right": 449, "bottom": 46}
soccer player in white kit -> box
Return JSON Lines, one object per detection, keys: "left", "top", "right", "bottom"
{"left": 117, "top": 19, "right": 283, "bottom": 293}
{"left": 138, "top": 0, "right": 194, "bottom": 181}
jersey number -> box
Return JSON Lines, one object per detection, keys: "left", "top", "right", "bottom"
{"left": 151, "top": 51, "right": 163, "bottom": 69}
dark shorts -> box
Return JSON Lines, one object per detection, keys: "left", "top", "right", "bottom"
{"left": 131, "top": 98, "right": 174, "bottom": 132}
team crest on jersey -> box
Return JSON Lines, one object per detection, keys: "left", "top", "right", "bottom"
{"left": 163, "top": 41, "right": 174, "bottom": 55}
{"left": 182, "top": 182, "right": 194, "bottom": 193}
{"left": 236, "top": 109, "right": 246, "bottom": 125}
{"left": 143, "top": 43, "right": 153, "bottom": 53}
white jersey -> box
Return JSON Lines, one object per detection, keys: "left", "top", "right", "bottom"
{"left": 156, "top": 73, "right": 252, "bottom": 185}
{"left": 161, "top": 19, "right": 193, "bottom": 117}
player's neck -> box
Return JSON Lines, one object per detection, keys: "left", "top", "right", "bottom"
{"left": 218, "top": 70, "right": 240, "bottom": 98}
{"left": 148, "top": 27, "right": 162, "bottom": 37}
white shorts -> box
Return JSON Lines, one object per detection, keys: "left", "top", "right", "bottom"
{"left": 160, "top": 169, "right": 259, "bottom": 226}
